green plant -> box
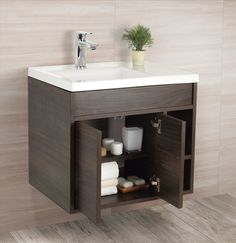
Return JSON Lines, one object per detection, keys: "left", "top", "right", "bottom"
{"left": 123, "top": 24, "right": 154, "bottom": 51}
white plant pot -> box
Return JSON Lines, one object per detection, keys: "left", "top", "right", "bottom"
{"left": 132, "top": 50, "right": 145, "bottom": 66}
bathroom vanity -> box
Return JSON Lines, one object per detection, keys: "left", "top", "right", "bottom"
{"left": 28, "top": 62, "right": 198, "bottom": 222}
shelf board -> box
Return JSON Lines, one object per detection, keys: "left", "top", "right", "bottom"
{"left": 184, "top": 154, "right": 192, "bottom": 160}
{"left": 101, "top": 189, "right": 159, "bottom": 209}
{"left": 101, "top": 151, "right": 148, "bottom": 163}
{"left": 183, "top": 189, "right": 192, "bottom": 194}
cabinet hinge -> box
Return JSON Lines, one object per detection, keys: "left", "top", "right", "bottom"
{"left": 150, "top": 176, "right": 161, "bottom": 192}
{"left": 151, "top": 119, "right": 162, "bottom": 134}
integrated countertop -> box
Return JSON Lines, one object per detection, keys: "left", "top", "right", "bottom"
{"left": 28, "top": 62, "right": 199, "bottom": 92}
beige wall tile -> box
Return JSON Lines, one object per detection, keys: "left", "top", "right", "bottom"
{"left": 220, "top": 0, "right": 236, "bottom": 192}
{"left": 115, "top": 0, "right": 223, "bottom": 197}
{"left": 0, "top": 0, "right": 115, "bottom": 233}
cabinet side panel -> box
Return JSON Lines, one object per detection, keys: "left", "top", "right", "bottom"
{"left": 190, "top": 83, "right": 197, "bottom": 192}
{"left": 28, "top": 78, "right": 72, "bottom": 212}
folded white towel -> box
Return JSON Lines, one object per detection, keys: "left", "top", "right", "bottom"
{"left": 101, "top": 178, "right": 118, "bottom": 187}
{"left": 101, "top": 161, "right": 119, "bottom": 181}
{"left": 127, "top": 176, "right": 145, "bottom": 186}
{"left": 101, "top": 186, "right": 117, "bottom": 196}
{"left": 118, "top": 177, "right": 134, "bottom": 188}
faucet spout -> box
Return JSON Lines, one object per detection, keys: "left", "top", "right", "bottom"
{"left": 86, "top": 40, "right": 98, "bottom": 50}
{"left": 75, "top": 31, "right": 98, "bottom": 69}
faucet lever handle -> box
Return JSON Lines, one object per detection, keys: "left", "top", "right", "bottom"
{"left": 77, "top": 31, "right": 92, "bottom": 41}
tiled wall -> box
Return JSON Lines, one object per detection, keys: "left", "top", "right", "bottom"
{"left": 220, "top": 0, "right": 236, "bottom": 192}
{"left": 0, "top": 0, "right": 235, "bottom": 233}
{"left": 115, "top": 0, "right": 224, "bottom": 198}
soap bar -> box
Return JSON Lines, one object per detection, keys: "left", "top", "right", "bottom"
{"left": 101, "top": 147, "right": 107, "bottom": 157}
{"left": 118, "top": 177, "right": 134, "bottom": 188}
{"left": 127, "top": 176, "right": 145, "bottom": 186}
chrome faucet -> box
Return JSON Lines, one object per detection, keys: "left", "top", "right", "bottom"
{"left": 75, "top": 31, "right": 98, "bottom": 69}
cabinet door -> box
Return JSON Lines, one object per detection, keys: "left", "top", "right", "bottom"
{"left": 75, "top": 122, "right": 102, "bottom": 222}
{"left": 154, "top": 113, "right": 186, "bottom": 208}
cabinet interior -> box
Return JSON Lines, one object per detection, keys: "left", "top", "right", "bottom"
{"left": 83, "top": 115, "right": 158, "bottom": 208}
{"left": 78, "top": 109, "right": 193, "bottom": 209}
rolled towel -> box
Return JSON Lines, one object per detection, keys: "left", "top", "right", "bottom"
{"left": 101, "top": 186, "right": 117, "bottom": 196}
{"left": 127, "top": 176, "right": 145, "bottom": 186}
{"left": 118, "top": 177, "right": 134, "bottom": 188}
{"left": 101, "top": 161, "right": 119, "bottom": 181}
{"left": 101, "top": 178, "right": 118, "bottom": 187}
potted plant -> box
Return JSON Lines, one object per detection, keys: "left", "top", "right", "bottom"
{"left": 123, "top": 24, "right": 153, "bottom": 66}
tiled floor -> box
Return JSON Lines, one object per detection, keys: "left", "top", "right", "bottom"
{"left": 1, "top": 193, "right": 236, "bottom": 243}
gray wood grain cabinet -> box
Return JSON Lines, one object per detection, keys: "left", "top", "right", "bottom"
{"left": 28, "top": 77, "right": 197, "bottom": 223}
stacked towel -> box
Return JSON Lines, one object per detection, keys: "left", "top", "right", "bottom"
{"left": 101, "top": 186, "right": 117, "bottom": 196}
{"left": 102, "top": 178, "right": 118, "bottom": 187}
{"left": 101, "top": 161, "right": 119, "bottom": 180}
{"left": 101, "top": 161, "right": 119, "bottom": 196}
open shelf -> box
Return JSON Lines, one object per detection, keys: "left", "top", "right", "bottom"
{"left": 184, "top": 154, "right": 192, "bottom": 160}
{"left": 183, "top": 190, "right": 192, "bottom": 194}
{"left": 101, "top": 151, "right": 148, "bottom": 163}
{"left": 75, "top": 107, "right": 196, "bottom": 221}
{"left": 101, "top": 188, "right": 159, "bottom": 209}
{"left": 183, "top": 159, "right": 192, "bottom": 192}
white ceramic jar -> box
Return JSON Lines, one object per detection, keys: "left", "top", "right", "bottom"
{"left": 110, "top": 142, "right": 123, "bottom": 156}
{"left": 102, "top": 138, "right": 115, "bottom": 151}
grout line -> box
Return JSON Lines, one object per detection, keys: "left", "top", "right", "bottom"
{"left": 113, "top": 0, "right": 116, "bottom": 62}
{"left": 195, "top": 197, "right": 236, "bottom": 224}
{"left": 163, "top": 203, "right": 216, "bottom": 243}
{"left": 218, "top": 0, "right": 225, "bottom": 194}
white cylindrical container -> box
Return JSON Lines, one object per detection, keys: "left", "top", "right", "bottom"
{"left": 102, "top": 138, "right": 115, "bottom": 151}
{"left": 110, "top": 142, "right": 123, "bottom": 156}
{"left": 122, "top": 127, "right": 143, "bottom": 152}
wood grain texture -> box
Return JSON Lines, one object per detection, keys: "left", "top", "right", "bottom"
{"left": 29, "top": 78, "right": 73, "bottom": 212}
{"left": 28, "top": 79, "right": 194, "bottom": 221}
{"left": 101, "top": 190, "right": 159, "bottom": 209}
{"left": 155, "top": 114, "right": 186, "bottom": 208}
{"left": 98, "top": 213, "right": 162, "bottom": 243}
{"left": 71, "top": 84, "right": 193, "bottom": 118}
{"left": 168, "top": 89, "right": 197, "bottom": 194}
{"left": 3, "top": 194, "right": 235, "bottom": 243}
{"left": 130, "top": 207, "right": 214, "bottom": 243}
{"left": 75, "top": 122, "right": 102, "bottom": 223}
{"left": 163, "top": 195, "right": 236, "bottom": 242}
{"left": 49, "top": 220, "right": 113, "bottom": 243}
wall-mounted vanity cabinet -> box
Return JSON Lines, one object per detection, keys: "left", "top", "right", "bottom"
{"left": 28, "top": 63, "right": 198, "bottom": 223}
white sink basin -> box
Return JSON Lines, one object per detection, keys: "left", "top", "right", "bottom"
{"left": 28, "top": 62, "right": 199, "bottom": 92}
{"left": 51, "top": 66, "right": 150, "bottom": 82}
